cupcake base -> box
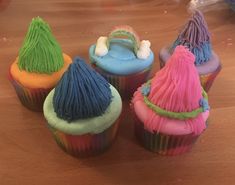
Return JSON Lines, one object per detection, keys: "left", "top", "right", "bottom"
{"left": 8, "top": 70, "right": 51, "bottom": 112}
{"left": 47, "top": 118, "right": 120, "bottom": 157}
{"left": 92, "top": 64, "right": 152, "bottom": 99}
{"left": 199, "top": 64, "right": 222, "bottom": 92}
{"left": 133, "top": 114, "right": 200, "bottom": 156}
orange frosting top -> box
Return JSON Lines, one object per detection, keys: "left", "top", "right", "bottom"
{"left": 10, "top": 53, "right": 72, "bottom": 89}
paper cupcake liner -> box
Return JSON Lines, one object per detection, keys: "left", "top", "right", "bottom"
{"left": 200, "top": 64, "right": 222, "bottom": 92}
{"left": 92, "top": 64, "right": 152, "bottom": 99}
{"left": 8, "top": 70, "right": 51, "bottom": 112}
{"left": 47, "top": 118, "right": 120, "bottom": 157}
{"left": 133, "top": 114, "right": 200, "bottom": 156}
{"left": 160, "top": 60, "right": 222, "bottom": 92}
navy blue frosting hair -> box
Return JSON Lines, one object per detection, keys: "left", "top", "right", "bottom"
{"left": 53, "top": 57, "right": 112, "bottom": 122}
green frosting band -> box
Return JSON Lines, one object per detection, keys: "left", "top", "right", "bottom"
{"left": 18, "top": 17, "right": 64, "bottom": 74}
{"left": 43, "top": 85, "right": 122, "bottom": 135}
{"left": 107, "top": 30, "right": 140, "bottom": 55}
{"left": 143, "top": 81, "right": 208, "bottom": 120}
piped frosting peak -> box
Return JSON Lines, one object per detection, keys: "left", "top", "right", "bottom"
{"left": 18, "top": 17, "right": 64, "bottom": 74}
{"left": 53, "top": 57, "right": 112, "bottom": 122}
{"left": 172, "top": 10, "right": 212, "bottom": 65}
{"left": 132, "top": 46, "right": 209, "bottom": 134}
{"left": 148, "top": 46, "right": 203, "bottom": 113}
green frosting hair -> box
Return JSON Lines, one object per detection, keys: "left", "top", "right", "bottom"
{"left": 18, "top": 17, "right": 64, "bottom": 74}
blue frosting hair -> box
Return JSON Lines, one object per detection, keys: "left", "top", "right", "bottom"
{"left": 53, "top": 57, "right": 112, "bottom": 122}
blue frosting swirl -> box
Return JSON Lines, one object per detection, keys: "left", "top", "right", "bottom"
{"left": 53, "top": 57, "right": 112, "bottom": 122}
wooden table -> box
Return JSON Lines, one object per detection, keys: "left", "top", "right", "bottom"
{"left": 1, "top": 0, "right": 235, "bottom": 184}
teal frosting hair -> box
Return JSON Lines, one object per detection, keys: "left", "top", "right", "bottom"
{"left": 171, "top": 10, "right": 212, "bottom": 65}
{"left": 18, "top": 17, "right": 64, "bottom": 74}
{"left": 53, "top": 57, "right": 112, "bottom": 122}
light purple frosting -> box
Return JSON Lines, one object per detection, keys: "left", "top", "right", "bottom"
{"left": 176, "top": 10, "right": 210, "bottom": 49}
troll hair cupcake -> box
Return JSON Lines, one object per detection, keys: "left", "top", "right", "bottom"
{"left": 159, "top": 10, "right": 221, "bottom": 92}
{"left": 89, "top": 25, "right": 154, "bottom": 99}
{"left": 43, "top": 57, "right": 122, "bottom": 157}
{"left": 132, "top": 46, "right": 210, "bottom": 156}
{"left": 8, "top": 17, "right": 72, "bottom": 111}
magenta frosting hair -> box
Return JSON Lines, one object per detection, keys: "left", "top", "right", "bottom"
{"left": 133, "top": 46, "right": 207, "bottom": 135}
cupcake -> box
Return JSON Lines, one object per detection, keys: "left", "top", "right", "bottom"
{"left": 132, "top": 46, "right": 210, "bottom": 156}
{"left": 43, "top": 57, "right": 122, "bottom": 157}
{"left": 159, "top": 10, "right": 221, "bottom": 92}
{"left": 89, "top": 25, "right": 154, "bottom": 99}
{"left": 8, "top": 17, "right": 72, "bottom": 111}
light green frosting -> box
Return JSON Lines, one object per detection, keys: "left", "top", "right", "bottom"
{"left": 43, "top": 85, "right": 122, "bottom": 135}
{"left": 18, "top": 17, "right": 64, "bottom": 74}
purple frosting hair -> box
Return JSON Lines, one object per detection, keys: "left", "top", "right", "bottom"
{"left": 172, "top": 10, "right": 212, "bottom": 65}
{"left": 178, "top": 10, "right": 210, "bottom": 48}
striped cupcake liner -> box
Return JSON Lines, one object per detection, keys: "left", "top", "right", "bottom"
{"left": 200, "top": 64, "right": 222, "bottom": 92}
{"left": 133, "top": 114, "right": 200, "bottom": 156}
{"left": 8, "top": 70, "right": 51, "bottom": 112}
{"left": 47, "top": 118, "right": 120, "bottom": 157}
{"left": 160, "top": 60, "right": 222, "bottom": 92}
{"left": 92, "top": 64, "right": 152, "bottom": 99}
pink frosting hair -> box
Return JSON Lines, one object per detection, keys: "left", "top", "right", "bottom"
{"left": 132, "top": 45, "right": 206, "bottom": 135}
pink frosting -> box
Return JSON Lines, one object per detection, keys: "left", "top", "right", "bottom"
{"left": 132, "top": 46, "right": 208, "bottom": 135}
{"left": 133, "top": 99, "right": 209, "bottom": 135}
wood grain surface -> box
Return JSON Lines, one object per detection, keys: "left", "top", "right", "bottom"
{"left": 0, "top": 0, "right": 235, "bottom": 185}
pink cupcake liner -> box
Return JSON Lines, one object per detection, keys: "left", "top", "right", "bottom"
{"left": 92, "top": 64, "right": 152, "bottom": 99}
{"left": 160, "top": 59, "right": 222, "bottom": 92}
{"left": 47, "top": 118, "right": 120, "bottom": 157}
{"left": 133, "top": 114, "right": 200, "bottom": 156}
{"left": 8, "top": 70, "right": 51, "bottom": 112}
